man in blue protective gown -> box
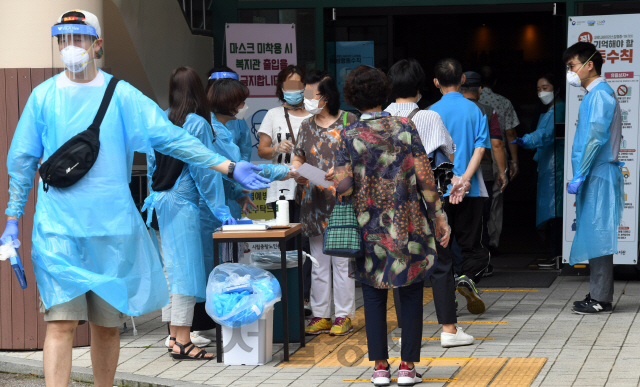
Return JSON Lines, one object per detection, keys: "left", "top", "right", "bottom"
{"left": 564, "top": 42, "right": 624, "bottom": 315}
{"left": 0, "top": 10, "right": 268, "bottom": 386}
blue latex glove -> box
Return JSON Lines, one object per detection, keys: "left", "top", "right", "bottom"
{"left": 233, "top": 161, "right": 270, "bottom": 190}
{"left": 1, "top": 219, "right": 19, "bottom": 245}
{"left": 223, "top": 217, "right": 238, "bottom": 226}
{"left": 567, "top": 175, "right": 585, "bottom": 195}
{"left": 511, "top": 138, "right": 527, "bottom": 147}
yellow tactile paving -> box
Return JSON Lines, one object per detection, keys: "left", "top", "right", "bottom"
{"left": 343, "top": 357, "right": 548, "bottom": 386}
{"left": 489, "top": 358, "right": 547, "bottom": 387}
{"left": 447, "top": 357, "right": 508, "bottom": 387}
{"left": 279, "top": 288, "right": 433, "bottom": 367}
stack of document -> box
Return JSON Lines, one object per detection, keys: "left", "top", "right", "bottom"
{"left": 221, "top": 224, "right": 269, "bottom": 231}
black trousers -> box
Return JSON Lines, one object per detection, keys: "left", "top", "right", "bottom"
{"left": 444, "top": 196, "right": 490, "bottom": 284}
{"left": 431, "top": 243, "right": 458, "bottom": 324}
{"left": 363, "top": 281, "right": 423, "bottom": 362}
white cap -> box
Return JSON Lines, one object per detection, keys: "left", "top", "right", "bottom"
{"left": 56, "top": 10, "right": 101, "bottom": 38}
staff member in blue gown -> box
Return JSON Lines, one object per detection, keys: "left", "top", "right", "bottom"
{"left": 208, "top": 68, "right": 254, "bottom": 162}
{"left": 144, "top": 67, "right": 238, "bottom": 360}
{"left": 0, "top": 11, "right": 268, "bottom": 386}
{"left": 563, "top": 42, "right": 624, "bottom": 315}
{"left": 512, "top": 74, "right": 565, "bottom": 269}
{"left": 189, "top": 78, "right": 290, "bottom": 338}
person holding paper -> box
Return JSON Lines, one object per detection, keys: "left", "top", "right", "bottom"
{"left": 257, "top": 65, "right": 312, "bottom": 222}
{"left": 292, "top": 70, "right": 357, "bottom": 336}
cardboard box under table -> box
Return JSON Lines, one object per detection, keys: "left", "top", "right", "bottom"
{"left": 212, "top": 223, "right": 304, "bottom": 362}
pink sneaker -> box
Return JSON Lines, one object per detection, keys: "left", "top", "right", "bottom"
{"left": 397, "top": 361, "right": 422, "bottom": 386}
{"left": 371, "top": 362, "right": 391, "bottom": 386}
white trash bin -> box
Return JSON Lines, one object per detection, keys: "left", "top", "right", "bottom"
{"left": 222, "top": 305, "right": 274, "bottom": 365}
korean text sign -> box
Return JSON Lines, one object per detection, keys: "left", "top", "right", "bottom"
{"left": 564, "top": 14, "right": 640, "bottom": 264}
{"left": 226, "top": 23, "right": 297, "bottom": 98}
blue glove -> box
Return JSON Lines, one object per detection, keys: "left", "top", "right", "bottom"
{"left": 233, "top": 161, "right": 270, "bottom": 190}
{"left": 567, "top": 175, "right": 585, "bottom": 195}
{"left": 511, "top": 138, "right": 527, "bottom": 147}
{"left": 223, "top": 217, "right": 238, "bottom": 226}
{"left": 1, "top": 219, "right": 19, "bottom": 245}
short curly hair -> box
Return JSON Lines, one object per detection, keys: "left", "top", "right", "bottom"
{"left": 343, "top": 66, "right": 391, "bottom": 111}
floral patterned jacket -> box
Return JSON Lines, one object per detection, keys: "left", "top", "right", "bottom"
{"left": 334, "top": 112, "right": 443, "bottom": 289}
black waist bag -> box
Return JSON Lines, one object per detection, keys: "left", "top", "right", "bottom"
{"left": 39, "top": 77, "right": 119, "bottom": 192}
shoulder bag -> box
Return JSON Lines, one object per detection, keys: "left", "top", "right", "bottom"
{"left": 39, "top": 77, "right": 119, "bottom": 192}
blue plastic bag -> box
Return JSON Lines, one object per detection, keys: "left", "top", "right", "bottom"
{"left": 205, "top": 263, "right": 281, "bottom": 327}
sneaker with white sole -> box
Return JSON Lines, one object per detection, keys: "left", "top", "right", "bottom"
{"left": 397, "top": 361, "right": 422, "bottom": 386}
{"left": 190, "top": 331, "right": 213, "bottom": 347}
{"left": 441, "top": 326, "right": 474, "bottom": 348}
{"left": 371, "top": 363, "right": 391, "bottom": 386}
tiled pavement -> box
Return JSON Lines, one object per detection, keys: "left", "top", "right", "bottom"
{"left": 4, "top": 274, "right": 640, "bottom": 386}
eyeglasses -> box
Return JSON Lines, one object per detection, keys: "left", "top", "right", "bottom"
{"left": 566, "top": 62, "right": 583, "bottom": 72}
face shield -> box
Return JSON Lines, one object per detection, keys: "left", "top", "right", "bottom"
{"left": 51, "top": 24, "right": 100, "bottom": 81}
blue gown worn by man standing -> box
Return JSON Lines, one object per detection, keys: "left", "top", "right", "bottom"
{"left": 568, "top": 76, "right": 623, "bottom": 311}
{"left": 7, "top": 71, "right": 234, "bottom": 317}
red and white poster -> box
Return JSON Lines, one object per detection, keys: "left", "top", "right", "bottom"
{"left": 564, "top": 14, "right": 640, "bottom": 264}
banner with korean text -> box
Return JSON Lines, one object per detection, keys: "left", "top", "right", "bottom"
{"left": 564, "top": 14, "right": 640, "bottom": 264}
{"left": 226, "top": 23, "right": 297, "bottom": 98}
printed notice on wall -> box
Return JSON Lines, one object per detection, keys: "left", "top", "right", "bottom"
{"left": 564, "top": 14, "right": 640, "bottom": 264}
{"left": 226, "top": 23, "right": 297, "bottom": 98}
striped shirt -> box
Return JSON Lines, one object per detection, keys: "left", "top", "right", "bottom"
{"left": 385, "top": 103, "right": 455, "bottom": 156}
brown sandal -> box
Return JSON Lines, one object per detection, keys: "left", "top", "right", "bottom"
{"left": 170, "top": 341, "right": 213, "bottom": 360}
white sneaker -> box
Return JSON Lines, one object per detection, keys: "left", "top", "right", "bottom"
{"left": 190, "top": 330, "right": 213, "bottom": 347}
{"left": 441, "top": 326, "right": 474, "bottom": 348}
{"left": 164, "top": 335, "right": 171, "bottom": 349}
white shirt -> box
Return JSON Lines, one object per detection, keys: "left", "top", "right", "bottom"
{"left": 384, "top": 102, "right": 455, "bottom": 155}
{"left": 57, "top": 70, "right": 105, "bottom": 88}
{"left": 258, "top": 106, "right": 312, "bottom": 203}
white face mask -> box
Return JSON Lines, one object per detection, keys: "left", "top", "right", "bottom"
{"left": 59, "top": 45, "right": 92, "bottom": 73}
{"left": 566, "top": 51, "right": 598, "bottom": 88}
{"left": 538, "top": 91, "right": 554, "bottom": 105}
{"left": 566, "top": 71, "right": 583, "bottom": 88}
{"left": 304, "top": 97, "right": 324, "bottom": 115}
{"left": 235, "top": 104, "right": 249, "bottom": 120}
{"left": 416, "top": 93, "right": 422, "bottom": 103}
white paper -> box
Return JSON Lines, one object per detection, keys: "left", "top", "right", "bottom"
{"left": 296, "top": 163, "right": 331, "bottom": 188}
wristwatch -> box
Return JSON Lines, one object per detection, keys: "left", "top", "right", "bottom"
{"left": 227, "top": 161, "right": 236, "bottom": 179}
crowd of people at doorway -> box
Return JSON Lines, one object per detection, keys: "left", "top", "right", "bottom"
{"left": 0, "top": 8, "right": 624, "bottom": 387}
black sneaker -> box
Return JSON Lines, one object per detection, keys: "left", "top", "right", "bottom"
{"left": 571, "top": 299, "right": 612, "bottom": 314}
{"left": 538, "top": 256, "right": 557, "bottom": 269}
{"left": 456, "top": 275, "right": 485, "bottom": 314}
{"left": 573, "top": 293, "right": 591, "bottom": 307}
{"left": 483, "top": 264, "right": 494, "bottom": 277}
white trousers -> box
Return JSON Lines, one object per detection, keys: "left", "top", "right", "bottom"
{"left": 309, "top": 235, "right": 356, "bottom": 319}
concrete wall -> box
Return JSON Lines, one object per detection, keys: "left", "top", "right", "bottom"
{"left": 105, "top": 0, "right": 214, "bottom": 108}
{"left": 0, "top": 0, "right": 104, "bottom": 68}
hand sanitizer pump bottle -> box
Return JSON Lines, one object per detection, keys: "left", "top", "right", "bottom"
{"left": 275, "top": 189, "right": 290, "bottom": 226}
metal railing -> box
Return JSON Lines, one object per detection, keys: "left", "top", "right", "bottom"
{"left": 178, "top": 0, "right": 214, "bottom": 36}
